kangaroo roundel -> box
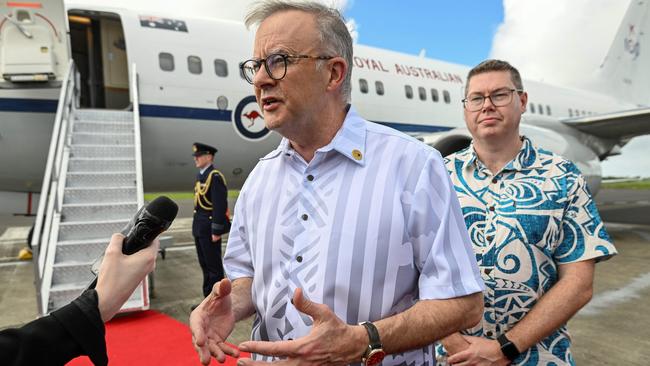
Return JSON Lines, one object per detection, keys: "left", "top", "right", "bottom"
{"left": 233, "top": 96, "right": 271, "bottom": 140}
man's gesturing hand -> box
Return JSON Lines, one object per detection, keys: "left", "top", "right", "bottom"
{"left": 190, "top": 279, "right": 239, "bottom": 365}
{"left": 235, "top": 288, "right": 368, "bottom": 365}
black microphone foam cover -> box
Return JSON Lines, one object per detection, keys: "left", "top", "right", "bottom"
{"left": 121, "top": 196, "right": 179, "bottom": 255}
{"left": 147, "top": 195, "right": 179, "bottom": 222}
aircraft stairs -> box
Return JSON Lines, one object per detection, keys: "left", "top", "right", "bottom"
{"left": 31, "top": 61, "right": 148, "bottom": 315}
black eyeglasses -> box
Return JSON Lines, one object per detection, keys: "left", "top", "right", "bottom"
{"left": 462, "top": 88, "right": 523, "bottom": 111}
{"left": 239, "top": 53, "right": 335, "bottom": 84}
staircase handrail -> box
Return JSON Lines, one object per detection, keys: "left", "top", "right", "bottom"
{"left": 32, "top": 60, "right": 79, "bottom": 314}
{"left": 131, "top": 63, "right": 144, "bottom": 208}
{"left": 31, "top": 60, "right": 76, "bottom": 264}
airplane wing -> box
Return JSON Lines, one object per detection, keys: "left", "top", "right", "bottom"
{"left": 561, "top": 107, "right": 650, "bottom": 140}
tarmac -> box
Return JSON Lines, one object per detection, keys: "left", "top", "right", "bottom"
{"left": 1, "top": 189, "right": 649, "bottom": 364}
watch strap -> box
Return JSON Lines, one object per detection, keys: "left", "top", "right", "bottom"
{"left": 360, "top": 321, "right": 382, "bottom": 349}
{"left": 497, "top": 333, "right": 520, "bottom": 361}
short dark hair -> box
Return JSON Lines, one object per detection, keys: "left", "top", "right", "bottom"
{"left": 465, "top": 59, "right": 524, "bottom": 96}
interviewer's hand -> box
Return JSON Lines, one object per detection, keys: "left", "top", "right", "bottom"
{"left": 95, "top": 233, "right": 159, "bottom": 322}
{"left": 190, "top": 279, "right": 239, "bottom": 365}
{"left": 235, "top": 288, "right": 367, "bottom": 365}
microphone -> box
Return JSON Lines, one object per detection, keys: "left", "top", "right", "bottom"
{"left": 120, "top": 196, "right": 179, "bottom": 254}
{"left": 87, "top": 196, "right": 179, "bottom": 289}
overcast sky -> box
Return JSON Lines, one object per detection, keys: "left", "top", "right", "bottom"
{"left": 74, "top": 0, "right": 648, "bottom": 178}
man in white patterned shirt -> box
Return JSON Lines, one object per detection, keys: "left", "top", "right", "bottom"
{"left": 190, "top": 2, "right": 484, "bottom": 365}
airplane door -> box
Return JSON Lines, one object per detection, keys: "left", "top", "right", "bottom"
{"left": 68, "top": 10, "right": 129, "bottom": 109}
{"left": 100, "top": 18, "right": 128, "bottom": 108}
{"left": 0, "top": 0, "right": 69, "bottom": 86}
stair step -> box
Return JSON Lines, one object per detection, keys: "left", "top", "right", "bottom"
{"left": 55, "top": 238, "right": 108, "bottom": 263}
{"left": 51, "top": 261, "right": 94, "bottom": 286}
{"left": 65, "top": 172, "right": 136, "bottom": 188}
{"left": 48, "top": 285, "right": 86, "bottom": 313}
{"left": 71, "top": 145, "right": 135, "bottom": 158}
{"left": 74, "top": 109, "right": 133, "bottom": 122}
{"left": 74, "top": 121, "right": 133, "bottom": 134}
{"left": 68, "top": 158, "right": 136, "bottom": 172}
{"left": 72, "top": 132, "right": 134, "bottom": 145}
{"left": 57, "top": 219, "right": 128, "bottom": 241}
{"left": 61, "top": 202, "right": 138, "bottom": 222}
{"left": 64, "top": 187, "right": 137, "bottom": 204}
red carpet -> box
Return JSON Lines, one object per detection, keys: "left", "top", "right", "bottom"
{"left": 67, "top": 310, "right": 248, "bottom": 365}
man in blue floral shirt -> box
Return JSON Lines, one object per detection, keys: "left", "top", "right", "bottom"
{"left": 438, "top": 59, "right": 617, "bottom": 365}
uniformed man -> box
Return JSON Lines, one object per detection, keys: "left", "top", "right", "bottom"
{"left": 191, "top": 142, "right": 229, "bottom": 299}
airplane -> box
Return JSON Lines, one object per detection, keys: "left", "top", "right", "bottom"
{"left": 0, "top": 0, "right": 649, "bottom": 214}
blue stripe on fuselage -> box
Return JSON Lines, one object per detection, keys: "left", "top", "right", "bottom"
{"left": 372, "top": 121, "right": 453, "bottom": 133}
{"left": 0, "top": 99, "right": 453, "bottom": 134}
{"left": 139, "top": 104, "right": 232, "bottom": 121}
{"left": 0, "top": 98, "right": 57, "bottom": 113}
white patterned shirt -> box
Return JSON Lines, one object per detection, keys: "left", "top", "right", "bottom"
{"left": 438, "top": 137, "right": 617, "bottom": 365}
{"left": 224, "top": 107, "right": 484, "bottom": 365}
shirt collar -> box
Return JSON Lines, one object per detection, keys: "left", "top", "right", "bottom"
{"left": 260, "top": 105, "right": 367, "bottom": 166}
{"left": 460, "top": 136, "right": 542, "bottom": 173}
{"left": 199, "top": 164, "right": 212, "bottom": 175}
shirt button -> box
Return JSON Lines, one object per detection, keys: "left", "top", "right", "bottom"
{"left": 296, "top": 255, "right": 303, "bottom": 263}
{"left": 486, "top": 235, "right": 494, "bottom": 242}
{"left": 491, "top": 178, "right": 498, "bottom": 184}
{"left": 484, "top": 268, "right": 493, "bottom": 275}
{"left": 486, "top": 331, "right": 494, "bottom": 338}
{"left": 307, "top": 174, "right": 314, "bottom": 181}
{"left": 489, "top": 206, "right": 495, "bottom": 212}
{"left": 301, "top": 214, "right": 308, "bottom": 221}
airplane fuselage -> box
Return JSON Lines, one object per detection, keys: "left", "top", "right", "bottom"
{"left": 0, "top": 2, "right": 643, "bottom": 197}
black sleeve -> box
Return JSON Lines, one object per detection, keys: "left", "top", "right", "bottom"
{"left": 0, "top": 290, "right": 107, "bottom": 366}
{"left": 210, "top": 173, "right": 229, "bottom": 235}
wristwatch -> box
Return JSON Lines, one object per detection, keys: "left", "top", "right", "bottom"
{"left": 497, "top": 333, "right": 521, "bottom": 361}
{"left": 359, "top": 321, "right": 385, "bottom": 366}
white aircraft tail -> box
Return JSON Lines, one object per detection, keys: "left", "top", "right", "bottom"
{"left": 594, "top": 0, "right": 650, "bottom": 106}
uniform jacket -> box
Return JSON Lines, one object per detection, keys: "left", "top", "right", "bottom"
{"left": 193, "top": 165, "right": 229, "bottom": 237}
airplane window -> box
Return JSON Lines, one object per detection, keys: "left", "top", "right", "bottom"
{"left": 538, "top": 104, "right": 543, "bottom": 115}
{"left": 443, "top": 90, "right": 451, "bottom": 104}
{"left": 431, "top": 88, "right": 439, "bottom": 102}
{"left": 530, "top": 103, "right": 536, "bottom": 114}
{"left": 405, "top": 85, "right": 413, "bottom": 99}
{"left": 359, "top": 79, "right": 369, "bottom": 94}
{"left": 159, "top": 52, "right": 174, "bottom": 72}
{"left": 546, "top": 105, "right": 551, "bottom": 115}
{"left": 214, "top": 59, "right": 228, "bottom": 77}
{"left": 188, "top": 56, "right": 202, "bottom": 74}
{"left": 418, "top": 87, "right": 426, "bottom": 101}
{"left": 375, "top": 81, "right": 384, "bottom": 95}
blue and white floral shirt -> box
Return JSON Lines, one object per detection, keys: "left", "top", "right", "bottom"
{"left": 438, "top": 136, "right": 617, "bottom": 365}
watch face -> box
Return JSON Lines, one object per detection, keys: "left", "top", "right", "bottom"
{"left": 365, "top": 349, "right": 386, "bottom": 366}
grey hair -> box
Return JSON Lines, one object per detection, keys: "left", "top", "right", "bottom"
{"left": 245, "top": 0, "right": 353, "bottom": 102}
